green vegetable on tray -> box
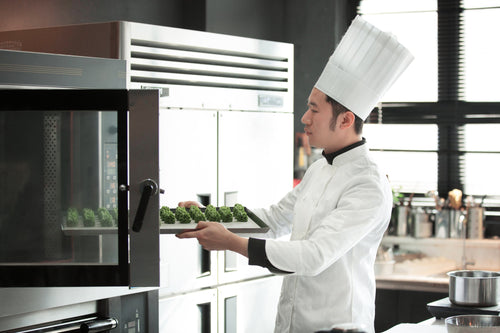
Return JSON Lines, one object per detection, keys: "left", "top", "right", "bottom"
{"left": 175, "top": 206, "right": 191, "bottom": 224}
{"left": 189, "top": 205, "right": 206, "bottom": 223}
{"left": 110, "top": 207, "right": 118, "bottom": 224}
{"left": 160, "top": 206, "right": 176, "bottom": 224}
{"left": 97, "top": 207, "right": 114, "bottom": 227}
{"left": 205, "top": 204, "right": 221, "bottom": 222}
{"left": 233, "top": 203, "right": 248, "bottom": 222}
{"left": 67, "top": 207, "right": 79, "bottom": 227}
{"left": 218, "top": 206, "right": 233, "bottom": 222}
{"left": 82, "top": 208, "right": 96, "bottom": 227}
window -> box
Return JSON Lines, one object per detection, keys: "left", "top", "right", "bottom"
{"left": 359, "top": 0, "right": 500, "bottom": 200}
{"left": 463, "top": 4, "right": 500, "bottom": 101}
{"left": 364, "top": 124, "right": 438, "bottom": 194}
{"left": 359, "top": 1, "right": 438, "bottom": 102}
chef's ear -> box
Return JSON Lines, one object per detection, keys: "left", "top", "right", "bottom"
{"left": 339, "top": 111, "right": 356, "bottom": 129}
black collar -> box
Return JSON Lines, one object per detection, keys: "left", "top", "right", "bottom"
{"left": 322, "top": 138, "right": 366, "bottom": 165}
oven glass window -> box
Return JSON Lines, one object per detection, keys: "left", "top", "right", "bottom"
{"left": 0, "top": 110, "right": 119, "bottom": 265}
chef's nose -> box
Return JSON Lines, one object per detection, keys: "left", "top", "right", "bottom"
{"left": 301, "top": 109, "right": 311, "bottom": 125}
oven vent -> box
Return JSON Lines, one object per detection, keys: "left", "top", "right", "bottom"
{"left": 128, "top": 38, "right": 292, "bottom": 92}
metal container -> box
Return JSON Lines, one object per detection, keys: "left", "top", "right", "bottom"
{"left": 467, "top": 207, "right": 485, "bottom": 239}
{"left": 397, "top": 205, "right": 409, "bottom": 236}
{"left": 445, "top": 314, "right": 500, "bottom": 333}
{"left": 450, "top": 209, "right": 466, "bottom": 239}
{"left": 448, "top": 270, "right": 500, "bottom": 307}
{"left": 435, "top": 208, "right": 450, "bottom": 238}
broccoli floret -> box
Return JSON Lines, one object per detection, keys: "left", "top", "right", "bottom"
{"left": 205, "top": 204, "right": 221, "bottom": 222}
{"left": 189, "top": 205, "right": 202, "bottom": 218}
{"left": 233, "top": 204, "right": 248, "bottom": 222}
{"left": 219, "top": 206, "right": 233, "bottom": 222}
{"left": 175, "top": 206, "right": 191, "bottom": 224}
{"left": 82, "top": 208, "right": 96, "bottom": 227}
{"left": 193, "top": 210, "right": 206, "bottom": 223}
{"left": 160, "top": 206, "right": 176, "bottom": 224}
{"left": 110, "top": 207, "right": 118, "bottom": 224}
{"left": 97, "top": 208, "right": 114, "bottom": 227}
{"left": 188, "top": 205, "right": 206, "bottom": 223}
{"left": 67, "top": 207, "right": 79, "bottom": 227}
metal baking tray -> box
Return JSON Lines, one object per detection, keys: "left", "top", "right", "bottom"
{"left": 61, "top": 206, "right": 269, "bottom": 235}
{"left": 61, "top": 215, "right": 118, "bottom": 236}
{"left": 160, "top": 206, "right": 269, "bottom": 234}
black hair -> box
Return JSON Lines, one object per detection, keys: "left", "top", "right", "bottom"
{"left": 326, "top": 95, "right": 364, "bottom": 134}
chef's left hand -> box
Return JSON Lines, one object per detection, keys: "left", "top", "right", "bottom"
{"left": 176, "top": 221, "right": 248, "bottom": 257}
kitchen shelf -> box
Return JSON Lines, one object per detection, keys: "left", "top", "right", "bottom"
{"left": 382, "top": 236, "right": 500, "bottom": 249}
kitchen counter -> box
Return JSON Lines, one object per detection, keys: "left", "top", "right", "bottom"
{"left": 375, "top": 256, "right": 453, "bottom": 293}
{"left": 383, "top": 318, "right": 445, "bottom": 333}
{"left": 376, "top": 273, "right": 449, "bottom": 293}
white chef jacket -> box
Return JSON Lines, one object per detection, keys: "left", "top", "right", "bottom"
{"left": 251, "top": 142, "right": 392, "bottom": 333}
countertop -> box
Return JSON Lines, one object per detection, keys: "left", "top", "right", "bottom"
{"left": 375, "top": 256, "right": 453, "bottom": 293}
{"left": 376, "top": 273, "right": 449, "bottom": 293}
{"left": 383, "top": 318, "right": 445, "bottom": 332}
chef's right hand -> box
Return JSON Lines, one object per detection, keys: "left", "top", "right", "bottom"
{"left": 178, "top": 201, "right": 203, "bottom": 208}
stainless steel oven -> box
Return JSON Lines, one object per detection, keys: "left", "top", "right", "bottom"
{"left": 0, "top": 49, "right": 160, "bottom": 333}
{"left": 0, "top": 88, "right": 160, "bottom": 288}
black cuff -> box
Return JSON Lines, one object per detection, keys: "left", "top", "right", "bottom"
{"left": 248, "top": 238, "right": 292, "bottom": 274}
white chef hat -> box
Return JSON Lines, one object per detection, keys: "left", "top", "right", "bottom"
{"left": 315, "top": 15, "right": 414, "bottom": 120}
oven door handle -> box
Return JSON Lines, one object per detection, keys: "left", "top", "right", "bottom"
{"left": 132, "top": 179, "right": 159, "bottom": 232}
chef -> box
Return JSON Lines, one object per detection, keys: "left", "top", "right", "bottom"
{"left": 177, "top": 16, "right": 413, "bottom": 333}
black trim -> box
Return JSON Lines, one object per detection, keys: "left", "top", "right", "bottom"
{"left": 0, "top": 89, "right": 131, "bottom": 287}
{"left": 248, "top": 238, "right": 292, "bottom": 274}
{"left": 0, "top": 266, "right": 125, "bottom": 287}
{"left": 322, "top": 138, "right": 366, "bottom": 165}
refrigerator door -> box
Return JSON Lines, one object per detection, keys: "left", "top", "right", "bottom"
{"left": 0, "top": 89, "right": 159, "bottom": 287}
{"left": 217, "top": 110, "right": 294, "bottom": 283}
{"left": 159, "top": 289, "right": 217, "bottom": 333}
{"left": 158, "top": 108, "right": 218, "bottom": 293}
{"left": 158, "top": 108, "right": 217, "bottom": 207}
{"left": 218, "top": 111, "right": 293, "bottom": 208}
{"left": 218, "top": 276, "right": 283, "bottom": 332}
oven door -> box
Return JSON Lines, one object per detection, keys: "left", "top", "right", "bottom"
{"left": 0, "top": 89, "right": 159, "bottom": 287}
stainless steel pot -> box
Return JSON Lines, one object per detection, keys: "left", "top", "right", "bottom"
{"left": 448, "top": 270, "right": 500, "bottom": 307}
{"left": 445, "top": 314, "right": 500, "bottom": 333}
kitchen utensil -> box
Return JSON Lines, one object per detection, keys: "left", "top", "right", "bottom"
{"left": 397, "top": 205, "right": 409, "bottom": 236}
{"left": 450, "top": 211, "right": 466, "bottom": 239}
{"left": 449, "top": 189, "right": 463, "bottom": 210}
{"left": 436, "top": 208, "right": 451, "bottom": 238}
{"left": 428, "top": 190, "right": 444, "bottom": 210}
{"left": 448, "top": 270, "right": 500, "bottom": 307}
{"left": 412, "top": 207, "right": 432, "bottom": 238}
{"left": 445, "top": 314, "right": 500, "bottom": 332}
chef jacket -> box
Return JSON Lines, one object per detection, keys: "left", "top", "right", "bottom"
{"left": 249, "top": 140, "right": 392, "bottom": 333}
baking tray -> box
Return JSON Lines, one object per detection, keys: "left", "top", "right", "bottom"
{"left": 160, "top": 206, "right": 269, "bottom": 234}
{"left": 61, "top": 206, "right": 269, "bottom": 235}
{"left": 427, "top": 297, "right": 500, "bottom": 319}
{"left": 61, "top": 215, "right": 118, "bottom": 236}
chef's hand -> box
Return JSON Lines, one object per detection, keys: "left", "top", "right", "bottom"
{"left": 178, "top": 201, "right": 203, "bottom": 208}
{"left": 176, "top": 221, "right": 248, "bottom": 257}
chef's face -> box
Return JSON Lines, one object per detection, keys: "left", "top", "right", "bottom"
{"left": 302, "top": 88, "right": 340, "bottom": 153}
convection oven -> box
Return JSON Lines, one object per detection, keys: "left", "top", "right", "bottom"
{"left": 0, "top": 49, "right": 160, "bottom": 332}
